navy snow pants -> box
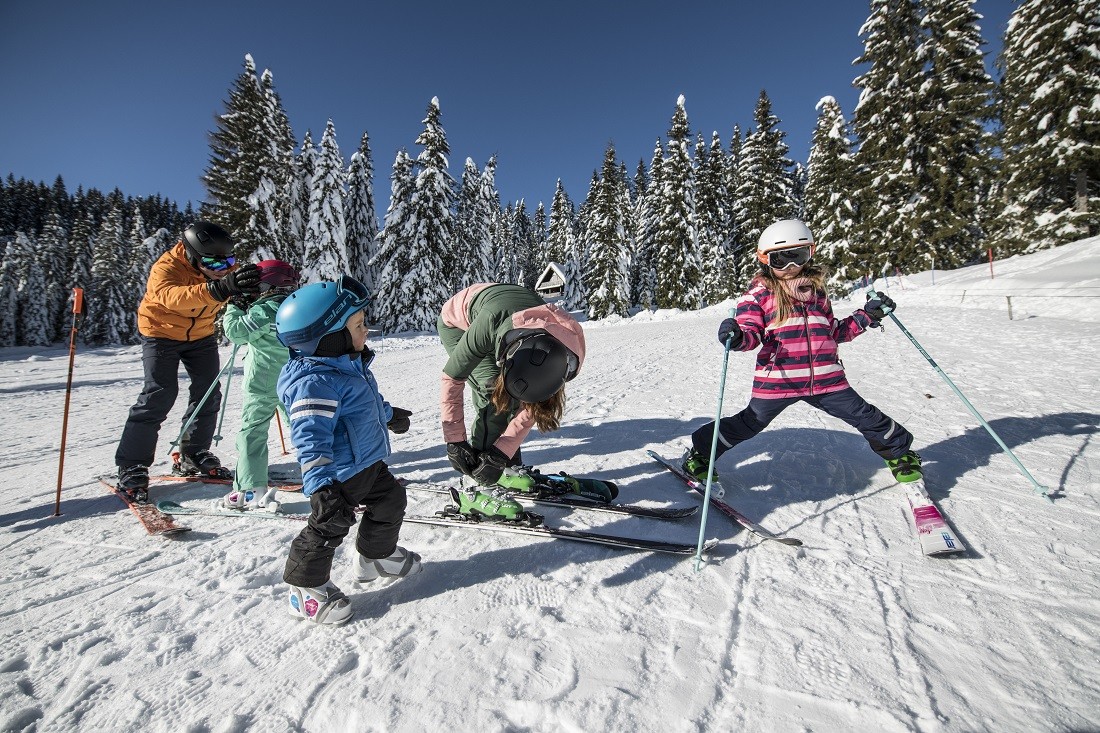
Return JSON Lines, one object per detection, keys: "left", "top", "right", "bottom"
{"left": 690, "top": 387, "right": 913, "bottom": 463}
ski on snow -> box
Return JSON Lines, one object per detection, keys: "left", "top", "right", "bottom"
{"left": 646, "top": 450, "right": 803, "bottom": 548}
{"left": 400, "top": 479, "right": 697, "bottom": 520}
{"left": 99, "top": 478, "right": 191, "bottom": 537}
{"left": 149, "top": 474, "right": 303, "bottom": 490}
{"left": 900, "top": 480, "right": 965, "bottom": 556}
{"left": 404, "top": 511, "right": 717, "bottom": 555}
{"left": 156, "top": 498, "right": 711, "bottom": 556}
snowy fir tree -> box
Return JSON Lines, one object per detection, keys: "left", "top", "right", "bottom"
{"left": 281, "top": 131, "right": 315, "bottom": 272}
{"left": 696, "top": 132, "right": 732, "bottom": 305}
{"left": 372, "top": 150, "right": 417, "bottom": 332}
{"left": 454, "top": 158, "right": 495, "bottom": 291}
{"left": 632, "top": 142, "right": 663, "bottom": 310}
{"left": 583, "top": 143, "right": 632, "bottom": 319}
{"left": 250, "top": 68, "right": 296, "bottom": 262}
{"left": 852, "top": 0, "right": 926, "bottom": 275}
{"left": 85, "top": 201, "right": 129, "bottom": 345}
{"left": 66, "top": 211, "right": 95, "bottom": 311}
{"left": 16, "top": 232, "right": 50, "bottom": 347}
{"left": 654, "top": 95, "right": 700, "bottom": 309}
{"left": 804, "top": 96, "right": 858, "bottom": 282}
{"left": 512, "top": 200, "right": 538, "bottom": 290}
{"left": 0, "top": 239, "right": 18, "bottom": 347}
{"left": 547, "top": 179, "right": 585, "bottom": 310}
{"left": 303, "top": 120, "right": 348, "bottom": 283}
{"left": 202, "top": 54, "right": 273, "bottom": 257}
{"left": 734, "top": 91, "right": 796, "bottom": 284}
{"left": 914, "top": 0, "right": 994, "bottom": 267}
{"left": 345, "top": 131, "right": 380, "bottom": 295}
{"left": 400, "top": 97, "right": 457, "bottom": 330}
{"left": 996, "top": 0, "right": 1100, "bottom": 251}
{"left": 39, "top": 206, "right": 70, "bottom": 342}
{"left": 124, "top": 203, "right": 151, "bottom": 342}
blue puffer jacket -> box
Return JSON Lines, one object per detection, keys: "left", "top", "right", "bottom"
{"left": 277, "top": 350, "right": 394, "bottom": 496}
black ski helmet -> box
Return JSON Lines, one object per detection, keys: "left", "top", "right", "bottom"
{"left": 500, "top": 332, "right": 578, "bottom": 404}
{"left": 183, "top": 221, "right": 235, "bottom": 259}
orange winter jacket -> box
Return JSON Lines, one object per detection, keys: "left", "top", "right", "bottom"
{"left": 137, "top": 242, "right": 226, "bottom": 341}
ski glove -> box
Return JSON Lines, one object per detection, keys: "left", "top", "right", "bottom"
{"left": 387, "top": 407, "right": 412, "bottom": 434}
{"left": 863, "top": 293, "right": 896, "bottom": 322}
{"left": 446, "top": 441, "right": 481, "bottom": 477}
{"left": 717, "top": 318, "right": 743, "bottom": 348}
{"left": 311, "top": 481, "right": 357, "bottom": 529}
{"left": 471, "top": 446, "right": 511, "bottom": 487}
{"left": 207, "top": 263, "right": 261, "bottom": 302}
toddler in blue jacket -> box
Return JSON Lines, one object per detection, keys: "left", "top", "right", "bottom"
{"left": 274, "top": 276, "right": 419, "bottom": 625}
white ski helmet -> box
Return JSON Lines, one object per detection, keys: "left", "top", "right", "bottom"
{"left": 756, "top": 219, "right": 816, "bottom": 267}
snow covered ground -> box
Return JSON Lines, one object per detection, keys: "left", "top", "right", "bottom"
{"left": 1, "top": 237, "right": 1098, "bottom": 732}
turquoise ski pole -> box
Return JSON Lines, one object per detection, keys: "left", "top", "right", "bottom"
{"left": 867, "top": 287, "right": 1052, "bottom": 502}
{"left": 212, "top": 343, "right": 241, "bottom": 446}
{"left": 168, "top": 347, "right": 239, "bottom": 455}
{"left": 694, "top": 308, "right": 736, "bottom": 572}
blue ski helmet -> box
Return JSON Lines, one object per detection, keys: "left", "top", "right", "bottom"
{"left": 275, "top": 276, "right": 369, "bottom": 356}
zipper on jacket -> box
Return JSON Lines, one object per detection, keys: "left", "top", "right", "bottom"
{"left": 184, "top": 305, "right": 208, "bottom": 341}
{"left": 802, "top": 304, "right": 816, "bottom": 395}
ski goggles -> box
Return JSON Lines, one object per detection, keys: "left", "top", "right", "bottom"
{"left": 200, "top": 255, "right": 236, "bottom": 272}
{"left": 765, "top": 245, "right": 813, "bottom": 270}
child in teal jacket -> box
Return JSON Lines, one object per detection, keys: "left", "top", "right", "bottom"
{"left": 221, "top": 260, "right": 300, "bottom": 509}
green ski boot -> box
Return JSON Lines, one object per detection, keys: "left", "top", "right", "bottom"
{"left": 451, "top": 486, "right": 527, "bottom": 522}
{"left": 495, "top": 465, "right": 538, "bottom": 494}
{"left": 681, "top": 448, "right": 718, "bottom": 483}
{"left": 886, "top": 450, "right": 923, "bottom": 483}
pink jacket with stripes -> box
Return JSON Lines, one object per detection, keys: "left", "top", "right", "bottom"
{"left": 733, "top": 281, "right": 876, "bottom": 399}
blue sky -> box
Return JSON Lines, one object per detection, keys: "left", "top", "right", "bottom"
{"left": 0, "top": 0, "right": 1013, "bottom": 218}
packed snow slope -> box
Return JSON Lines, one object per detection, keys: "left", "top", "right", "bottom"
{"left": 1, "top": 237, "right": 1098, "bottom": 732}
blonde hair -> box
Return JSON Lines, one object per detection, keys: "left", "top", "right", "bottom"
{"left": 755, "top": 264, "right": 830, "bottom": 323}
{"left": 492, "top": 374, "right": 564, "bottom": 433}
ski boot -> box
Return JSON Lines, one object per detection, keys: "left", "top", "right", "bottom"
{"left": 354, "top": 546, "right": 423, "bottom": 588}
{"left": 886, "top": 450, "right": 923, "bottom": 483}
{"left": 680, "top": 448, "right": 724, "bottom": 498}
{"left": 539, "top": 472, "right": 617, "bottom": 502}
{"left": 117, "top": 464, "right": 150, "bottom": 504}
{"left": 448, "top": 486, "right": 538, "bottom": 525}
{"left": 496, "top": 465, "right": 538, "bottom": 494}
{"left": 287, "top": 583, "right": 353, "bottom": 625}
{"left": 172, "top": 448, "right": 232, "bottom": 480}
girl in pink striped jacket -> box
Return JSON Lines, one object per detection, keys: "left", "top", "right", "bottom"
{"left": 682, "top": 219, "right": 924, "bottom": 486}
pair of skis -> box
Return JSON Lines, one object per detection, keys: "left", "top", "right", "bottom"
{"left": 646, "top": 450, "right": 964, "bottom": 557}
{"left": 111, "top": 472, "right": 709, "bottom": 556}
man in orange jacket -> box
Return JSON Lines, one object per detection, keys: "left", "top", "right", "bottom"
{"left": 114, "top": 221, "right": 261, "bottom": 501}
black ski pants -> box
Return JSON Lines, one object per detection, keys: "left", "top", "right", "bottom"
{"left": 691, "top": 387, "right": 913, "bottom": 463}
{"left": 115, "top": 335, "right": 222, "bottom": 468}
{"left": 283, "top": 461, "right": 407, "bottom": 588}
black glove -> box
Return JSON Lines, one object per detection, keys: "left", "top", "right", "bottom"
{"left": 447, "top": 441, "right": 481, "bottom": 477}
{"left": 310, "top": 480, "right": 357, "bottom": 529}
{"left": 471, "top": 446, "right": 511, "bottom": 487}
{"left": 228, "top": 294, "right": 255, "bottom": 311}
{"left": 718, "top": 318, "right": 743, "bottom": 348}
{"left": 864, "top": 293, "right": 896, "bottom": 321}
{"left": 387, "top": 407, "right": 412, "bottom": 434}
{"left": 207, "top": 263, "right": 261, "bottom": 302}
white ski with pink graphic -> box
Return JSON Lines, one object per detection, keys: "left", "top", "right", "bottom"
{"left": 902, "top": 480, "right": 965, "bottom": 556}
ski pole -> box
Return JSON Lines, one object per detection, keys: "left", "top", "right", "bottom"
{"left": 275, "top": 403, "right": 289, "bottom": 455}
{"left": 212, "top": 343, "right": 241, "bottom": 446}
{"left": 53, "top": 288, "right": 86, "bottom": 517}
{"left": 694, "top": 308, "right": 736, "bottom": 572}
{"left": 168, "top": 350, "right": 239, "bottom": 454}
{"left": 867, "top": 287, "right": 1052, "bottom": 501}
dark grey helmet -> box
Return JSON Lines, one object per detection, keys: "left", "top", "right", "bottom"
{"left": 182, "top": 221, "right": 235, "bottom": 258}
